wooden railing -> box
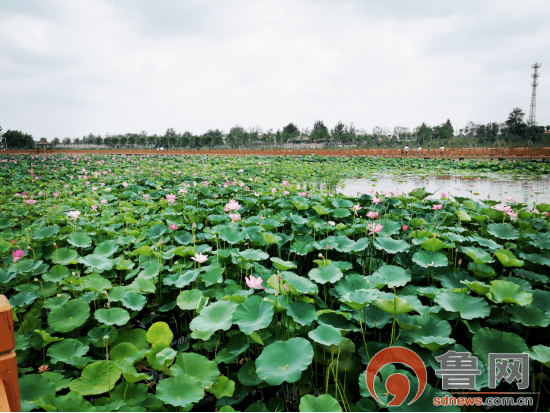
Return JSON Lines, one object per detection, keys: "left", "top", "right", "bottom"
{"left": 2, "top": 147, "right": 550, "bottom": 159}
{"left": 0, "top": 295, "right": 19, "bottom": 412}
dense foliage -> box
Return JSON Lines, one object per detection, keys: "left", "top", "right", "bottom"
{"left": 1, "top": 154, "right": 549, "bottom": 411}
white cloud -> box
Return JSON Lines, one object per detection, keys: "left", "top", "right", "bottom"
{"left": 0, "top": 0, "right": 548, "bottom": 140}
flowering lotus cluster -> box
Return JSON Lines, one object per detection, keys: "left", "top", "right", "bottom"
{"left": 491, "top": 203, "right": 518, "bottom": 221}
{"left": 224, "top": 199, "right": 242, "bottom": 222}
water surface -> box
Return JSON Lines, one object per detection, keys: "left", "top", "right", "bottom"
{"left": 337, "top": 175, "right": 550, "bottom": 205}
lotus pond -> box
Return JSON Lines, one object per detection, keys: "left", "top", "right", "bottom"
{"left": 1, "top": 153, "right": 550, "bottom": 412}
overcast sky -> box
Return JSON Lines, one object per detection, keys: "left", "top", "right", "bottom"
{"left": 1, "top": 0, "right": 549, "bottom": 139}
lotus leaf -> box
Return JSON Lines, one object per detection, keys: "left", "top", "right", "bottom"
{"left": 256, "top": 338, "right": 314, "bottom": 385}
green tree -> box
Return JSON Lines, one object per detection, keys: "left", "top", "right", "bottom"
{"left": 505, "top": 108, "right": 527, "bottom": 137}
{"left": 62, "top": 137, "right": 71, "bottom": 145}
{"left": 94, "top": 136, "right": 103, "bottom": 146}
{"left": 282, "top": 123, "right": 299, "bottom": 135}
{"left": 311, "top": 120, "right": 329, "bottom": 142}
{"left": 3, "top": 130, "right": 35, "bottom": 149}
{"left": 439, "top": 119, "right": 454, "bottom": 139}
{"left": 416, "top": 123, "right": 431, "bottom": 145}
{"left": 52, "top": 137, "right": 60, "bottom": 147}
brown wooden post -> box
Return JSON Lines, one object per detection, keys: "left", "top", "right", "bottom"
{"left": 0, "top": 295, "right": 20, "bottom": 412}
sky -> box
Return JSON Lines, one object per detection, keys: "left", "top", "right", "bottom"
{"left": 1, "top": 0, "right": 549, "bottom": 140}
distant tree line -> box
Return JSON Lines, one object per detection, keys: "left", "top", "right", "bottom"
{"left": 1, "top": 108, "right": 549, "bottom": 150}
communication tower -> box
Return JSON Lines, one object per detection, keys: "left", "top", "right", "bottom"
{"left": 528, "top": 62, "right": 541, "bottom": 126}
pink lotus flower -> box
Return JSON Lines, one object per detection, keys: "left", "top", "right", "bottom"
{"left": 229, "top": 213, "right": 241, "bottom": 223}
{"left": 122, "top": 182, "right": 128, "bottom": 188}
{"left": 352, "top": 204, "right": 362, "bottom": 215}
{"left": 432, "top": 204, "right": 443, "bottom": 210}
{"left": 191, "top": 252, "right": 208, "bottom": 263}
{"left": 166, "top": 194, "right": 177, "bottom": 205}
{"left": 224, "top": 199, "right": 241, "bottom": 212}
{"left": 282, "top": 180, "right": 289, "bottom": 186}
{"left": 298, "top": 192, "right": 306, "bottom": 196}
{"left": 169, "top": 224, "right": 178, "bottom": 230}
{"left": 367, "top": 223, "right": 383, "bottom": 236}
{"left": 25, "top": 199, "right": 36, "bottom": 205}
{"left": 283, "top": 191, "right": 290, "bottom": 195}
{"left": 53, "top": 191, "right": 60, "bottom": 198}
{"left": 178, "top": 188, "right": 188, "bottom": 194}
{"left": 366, "top": 211, "right": 379, "bottom": 219}
{"left": 12, "top": 249, "right": 24, "bottom": 263}
{"left": 504, "top": 196, "right": 514, "bottom": 203}
{"left": 101, "top": 199, "right": 108, "bottom": 204}
{"left": 143, "top": 194, "right": 150, "bottom": 200}
{"left": 91, "top": 205, "right": 98, "bottom": 211}
{"left": 440, "top": 192, "right": 447, "bottom": 198}
{"left": 402, "top": 225, "right": 408, "bottom": 231}
{"left": 67, "top": 210, "right": 81, "bottom": 220}
{"left": 245, "top": 275, "right": 263, "bottom": 289}
{"left": 372, "top": 196, "right": 382, "bottom": 205}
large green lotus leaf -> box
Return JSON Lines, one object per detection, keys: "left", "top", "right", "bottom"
{"left": 47, "top": 338, "right": 90, "bottom": 365}
{"left": 412, "top": 250, "right": 448, "bottom": 268}
{"left": 110, "top": 342, "right": 144, "bottom": 367}
{"left": 462, "top": 246, "right": 494, "bottom": 264}
{"left": 530, "top": 345, "right": 550, "bottom": 368}
{"left": 270, "top": 257, "right": 297, "bottom": 271}
{"left": 299, "top": 394, "right": 342, "bottom": 412}
{"left": 42, "top": 264, "right": 70, "bottom": 283}
{"left": 281, "top": 271, "right": 318, "bottom": 295}
{"left": 463, "top": 281, "right": 490, "bottom": 296}
{"left": 332, "top": 198, "right": 354, "bottom": 208}
{"left": 146, "top": 224, "right": 167, "bottom": 240}
{"left": 240, "top": 249, "right": 269, "bottom": 261}
{"left": 138, "top": 261, "right": 161, "bottom": 279}
{"left": 94, "top": 239, "right": 119, "bottom": 257}
{"left": 176, "top": 289, "right": 204, "bottom": 311}
{"left": 494, "top": 249, "right": 524, "bottom": 267}
{"left": 95, "top": 308, "right": 130, "bottom": 326}
{"left": 308, "top": 265, "right": 343, "bottom": 284}
{"left": 518, "top": 252, "right": 550, "bottom": 267}
{"left": 33, "top": 329, "right": 64, "bottom": 345}
{"left": 472, "top": 327, "right": 529, "bottom": 366}
{"left": 434, "top": 292, "right": 491, "bottom": 320}
{"left": 202, "top": 266, "right": 223, "bottom": 286}
{"left": 51, "top": 247, "right": 79, "bottom": 265}
{"left": 487, "top": 280, "right": 533, "bottom": 306}
{"left": 342, "top": 289, "right": 378, "bottom": 310}
{"left": 291, "top": 235, "right": 316, "bottom": 255}
{"left": 190, "top": 300, "right": 239, "bottom": 334}
{"left": 156, "top": 373, "right": 204, "bottom": 408}
{"left": 308, "top": 325, "right": 342, "bottom": 347}
{"left": 219, "top": 227, "right": 246, "bottom": 244}
{"left": 133, "top": 245, "right": 154, "bottom": 257}
{"left": 210, "top": 375, "right": 235, "bottom": 399}
{"left": 156, "top": 347, "right": 177, "bottom": 365}
{"left": 373, "top": 296, "right": 415, "bottom": 315}
{"left": 469, "top": 236, "right": 502, "bottom": 251}
{"left": 9, "top": 291, "right": 38, "bottom": 308}
{"left": 420, "top": 237, "right": 448, "bottom": 252}
{"left": 374, "top": 237, "right": 410, "bottom": 254}
{"left": 67, "top": 232, "right": 93, "bottom": 248}
{"left": 174, "top": 230, "right": 194, "bottom": 245}
{"left": 530, "top": 232, "right": 550, "bottom": 250}
{"left": 163, "top": 269, "right": 200, "bottom": 288}
{"left": 486, "top": 223, "right": 519, "bottom": 240}
{"left": 110, "top": 382, "right": 148, "bottom": 407}
{"left": 233, "top": 295, "right": 274, "bottom": 335}
{"left": 82, "top": 274, "right": 112, "bottom": 292}
{"left": 121, "top": 292, "right": 147, "bottom": 311}
{"left": 69, "top": 360, "right": 122, "bottom": 396}
{"left": 51, "top": 392, "right": 94, "bottom": 412}
{"left": 333, "top": 208, "right": 351, "bottom": 218}
{"left": 48, "top": 298, "right": 90, "bottom": 333}
{"left": 370, "top": 265, "right": 411, "bottom": 288}
{"left": 170, "top": 352, "right": 220, "bottom": 387}
{"left": 77, "top": 254, "right": 113, "bottom": 272}
{"left": 147, "top": 322, "right": 174, "bottom": 346}
{"left": 19, "top": 374, "right": 57, "bottom": 411}
{"left": 400, "top": 315, "right": 455, "bottom": 351}
{"left": 287, "top": 300, "right": 318, "bottom": 326}
{"left": 507, "top": 305, "right": 550, "bottom": 327}
{"left": 256, "top": 338, "right": 314, "bottom": 385}
{"left": 325, "top": 236, "right": 356, "bottom": 253}
{"left": 237, "top": 360, "right": 264, "bottom": 386}
{"left": 409, "top": 187, "right": 433, "bottom": 200}
{"left": 468, "top": 262, "right": 497, "bottom": 279}
{"left": 131, "top": 277, "right": 156, "bottom": 293}
{"left": 376, "top": 219, "right": 403, "bottom": 236}
{"left": 350, "top": 237, "right": 371, "bottom": 252}
{"left": 334, "top": 273, "right": 368, "bottom": 296}
{"left": 32, "top": 225, "right": 60, "bottom": 240}
{"left": 456, "top": 210, "right": 472, "bottom": 222}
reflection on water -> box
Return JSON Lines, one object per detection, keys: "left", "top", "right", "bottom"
{"left": 337, "top": 175, "right": 550, "bottom": 205}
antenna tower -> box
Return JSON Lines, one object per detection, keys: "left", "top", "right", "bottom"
{"left": 528, "top": 62, "right": 541, "bottom": 126}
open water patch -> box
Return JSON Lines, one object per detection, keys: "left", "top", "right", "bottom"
{"left": 338, "top": 174, "right": 550, "bottom": 205}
